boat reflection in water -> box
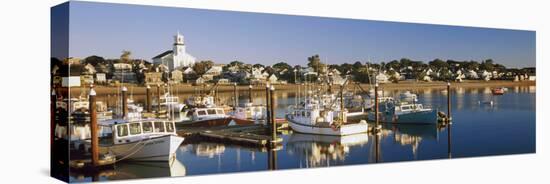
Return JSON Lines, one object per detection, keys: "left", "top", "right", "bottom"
{"left": 286, "top": 133, "right": 369, "bottom": 167}
{"left": 190, "top": 143, "right": 226, "bottom": 158}
{"left": 69, "top": 158, "right": 186, "bottom": 182}
{"left": 383, "top": 123, "right": 440, "bottom": 159}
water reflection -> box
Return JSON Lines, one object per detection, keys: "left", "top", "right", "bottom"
{"left": 69, "top": 159, "right": 186, "bottom": 182}
{"left": 286, "top": 133, "right": 369, "bottom": 167}
{"left": 68, "top": 85, "right": 534, "bottom": 181}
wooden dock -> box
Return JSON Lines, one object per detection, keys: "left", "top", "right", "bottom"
{"left": 177, "top": 124, "right": 283, "bottom": 147}
{"left": 69, "top": 154, "right": 116, "bottom": 170}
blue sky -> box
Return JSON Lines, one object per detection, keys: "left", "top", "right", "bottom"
{"left": 58, "top": 1, "right": 535, "bottom": 68}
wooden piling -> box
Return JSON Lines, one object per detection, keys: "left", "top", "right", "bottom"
{"left": 249, "top": 85, "right": 253, "bottom": 103}
{"left": 340, "top": 84, "right": 345, "bottom": 123}
{"left": 146, "top": 85, "right": 151, "bottom": 113}
{"left": 121, "top": 86, "right": 128, "bottom": 119}
{"left": 270, "top": 85, "right": 276, "bottom": 144}
{"left": 157, "top": 84, "right": 161, "bottom": 112}
{"left": 89, "top": 88, "right": 99, "bottom": 166}
{"left": 265, "top": 84, "right": 271, "bottom": 126}
{"left": 447, "top": 82, "right": 452, "bottom": 122}
{"left": 233, "top": 83, "right": 238, "bottom": 110}
{"left": 106, "top": 94, "right": 110, "bottom": 109}
{"left": 375, "top": 83, "right": 379, "bottom": 127}
{"left": 51, "top": 89, "right": 56, "bottom": 146}
{"left": 448, "top": 123, "right": 452, "bottom": 158}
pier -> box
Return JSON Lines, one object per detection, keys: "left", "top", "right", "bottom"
{"left": 177, "top": 124, "right": 283, "bottom": 147}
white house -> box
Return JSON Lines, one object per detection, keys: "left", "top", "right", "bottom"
{"left": 95, "top": 73, "right": 107, "bottom": 84}
{"left": 205, "top": 65, "right": 223, "bottom": 76}
{"left": 466, "top": 70, "right": 479, "bottom": 79}
{"left": 479, "top": 70, "right": 492, "bottom": 81}
{"left": 152, "top": 32, "right": 196, "bottom": 70}
{"left": 376, "top": 72, "right": 389, "bottom": 83}
{"left": 182, "top": 67, "right": 196, "bottom": 75}
{"left": 171, "top": 70, "right": 183, "bottom": 83}
{"left": 268, "top": 75, "right": 278, "bottom": 83}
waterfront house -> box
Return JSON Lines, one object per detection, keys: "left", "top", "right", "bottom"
{"left": 195, "top": 76, "right": 207, "bottom": 85}
{"left": 217, "top": 78, "right": 230, "bottom": 85}
{"left": 466, "top": 70, "right": 479, "bottom": 79}
{"left": 268, "top": 74, "right": 278, "bottom": 84}
{"left": 80, "top": 75, "right": 94, "bottom": 86}
{"left": 479, "top": 70, "right": 492, "bottom": 81}
{"left": 83, "top": 63, "right": 96, "bottom": 75}
{"left": 144, "top": 72, "right": 163, "bottom": 86}
{"left": 171, "top": 70, "right": 183, "bottom": 83}
{"left": 112, "top": 63, "right": 137, "bottom": 83}
{"left": 376, "top": 72, "right": 389, "bottom": 83}
{"left": 95, "top": 73, "right": 107, "bottom": 84}
{"left": 205, "top": 65, "right": 223, "bottom": 77}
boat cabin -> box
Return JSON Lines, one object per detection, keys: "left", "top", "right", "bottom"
{"left": 112, "top": 120, "right": 177, "bottom": 145}
{"left": 234, "top": 103, "right": 266, "bottom": 120}
{"left": 191, "top": 107, "right": 227, "bottom": 121}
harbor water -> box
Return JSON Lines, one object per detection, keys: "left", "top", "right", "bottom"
{"left": 69, "top": 85, "right": 536, "bottom": 182}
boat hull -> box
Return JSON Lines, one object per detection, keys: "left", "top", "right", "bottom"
{"left": 177, "top": 117, "right": 233, "bottom": 127}
{"left": 369, "top": 110, "right": 438, "bottom": 124}
{"left": 286, "top": 115, "right": 368, "bottom": 136}
{"left": 100, "top": 135, "right": 184, "bottom": 161}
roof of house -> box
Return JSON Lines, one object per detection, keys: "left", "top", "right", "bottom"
{"left": 152, "top": 50, "right": 173, "bottom": 59}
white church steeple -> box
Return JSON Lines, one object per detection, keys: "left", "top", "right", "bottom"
{"left": 153, "top": 31, "right": 196, "bottom": 70}
{"left": 173, "top": 31, "right": 185, "bottom": 56}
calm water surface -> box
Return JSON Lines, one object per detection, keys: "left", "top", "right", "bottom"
{"left": 70, "top": 85, "right": 535, "bottom": 182}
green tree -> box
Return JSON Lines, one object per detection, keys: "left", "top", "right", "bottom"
{"left": 429, "top": 58, "right": 448, "bottom": 69}
{"left": 120, "top": 50, "right": 132, "bottom": 63}
{"left": 307, "top": 54, "right": 326, "bottom": 74}
{"left": 193, "top": 61, "right": 213, "bottom": 76}
{"left": 83, "top": 55, "right": 106, "bottom": 66}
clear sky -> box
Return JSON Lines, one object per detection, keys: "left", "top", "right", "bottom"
{"left": 58, "top": 1, "right": 536, "bottom": 68}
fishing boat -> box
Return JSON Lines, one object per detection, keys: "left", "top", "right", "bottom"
{"left": 98, "top": 118, "right": 184, "bottom": 161}
{"left": 230, "top": 102, "right": 267, "bottom": 125}
{"left": 399, "top": 91, "right": 417, "bottom": 102}
{"left": 368, "top": 98, "right": 438, "bottom": 124}
{"left": 286, "top": 95, "right": 368, "bottom": 136}
{"left": 156, "top": 93, "right": 186, "bottom": 114}
{"left": 491, "top": 87, "right": 505, "bottom": 95}
{"left": 178, "top": 95, "right": 233, "bottom": 127}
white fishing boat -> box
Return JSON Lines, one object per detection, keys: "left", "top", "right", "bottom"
{"left": 230, "top": 102, "right": 267, "bottom": 125}
{"left": 157, "top": 93, "right": 186, "bottom": 113}
{"left": 178, "top": 107, "right": 232, "bottom": 127}
{"left": 286, "top": 95, "right": 368, "bottom": 136}
{"left": 98, "top": 119, "right": 184, "bottom": 161}
{"left": 369, "top": 98, "right": 437, "bottom": 124}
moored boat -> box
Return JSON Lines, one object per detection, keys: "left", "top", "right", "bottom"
{"left": 286, "top": 95, "right": 368, "bottom": 136}
{"left": 492, "top": 87, "right": 505, "bottom": 95}
{"left": 368, "top": 98, "right": 438, "bottom": 124}
{"left": 98, "top": 119, "right": 184, "bottom": 161}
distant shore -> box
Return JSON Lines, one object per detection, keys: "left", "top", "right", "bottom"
{"left": 68, "top": 80, "right": 535, "bottom": 96}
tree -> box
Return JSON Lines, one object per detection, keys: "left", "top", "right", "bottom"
{"left": 223, "top": 60, "right": 245, "bottom": 72}
{"left": 480, "top": 59, "right": 495, "bottom": 71}
{"left": 253, "top": 63, "right": 265, "bottom": 69}
{"left": 273, "top": 62, "right": 291, "bottom": 72}
{"left": 429, "top": 59, "right": 448, "bottom": 69}
{"left": 193, "top": 61, "right": 212, "bottom": 76}
{"left": 307, "top": 54, "right": 326, "bottom": 74}
{"left": 83, "top": 55, "right": 106, "bottom": 66}
{"left": 120, "top": 50, "right": 132, "bottom": 63}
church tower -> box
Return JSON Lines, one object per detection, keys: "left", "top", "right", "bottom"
{"left": 173, "top": 31, "right": 185, "bottom": 56}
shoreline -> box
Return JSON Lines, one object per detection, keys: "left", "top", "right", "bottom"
{"left": 69, "top": 80, "right": 535, "bottom": 96}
